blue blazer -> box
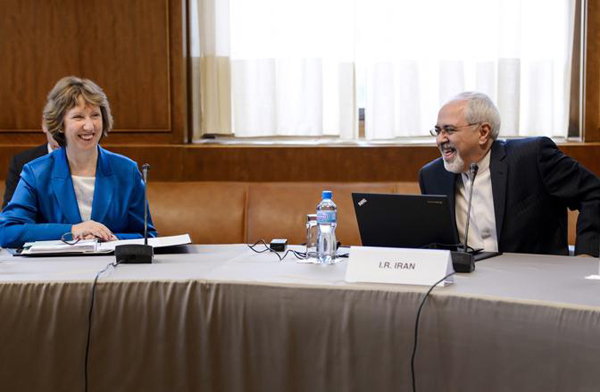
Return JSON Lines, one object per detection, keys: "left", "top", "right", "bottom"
{"left": 419, "top": 137, "right": 600, "bottom": 256}
{"left": 0, "top": 146, "right": 157, "bottom": 248}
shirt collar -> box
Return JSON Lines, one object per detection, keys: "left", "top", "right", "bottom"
{"left": 477, "top": 147, "right": 492, "bottom": 173}
{"left": 462, "top": 147, "right": 492, "bottom": 181}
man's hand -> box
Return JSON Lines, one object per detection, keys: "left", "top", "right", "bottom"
{"left": 72, "top": 221, "right": 117, "bottom": 241}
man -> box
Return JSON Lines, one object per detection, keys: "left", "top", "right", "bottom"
{"left": 419, "top": 92, "right": 600, "bottom": 256}
{"left": 2, "top": 123, "right": 60, "bottom": 209}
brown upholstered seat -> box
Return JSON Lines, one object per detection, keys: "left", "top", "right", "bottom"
{"left": 147, "top": 182, "right": 247, "bottom": 244}
{"left": 245, "top": 182, "right": 401, "bottom": 246}
{"left": 0, "top": 181, "right": 578, "bottom": 246}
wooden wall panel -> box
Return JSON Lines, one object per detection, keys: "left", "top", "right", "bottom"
{"left": 586, "top": 0, "right": 600, "bottom": 141}
{"left": 560, "top": 143, "right": 600, "bottom": 173}
{"left": 1, "top": 144, "right": 597, "bottom": 183}
{"left": 172, "top": 144, "right": 600, "bottom": 182}
{"left": 0, "top": 0, "right": 185, "bottom": 141}
{"left": 178, "top": 146, "right": 441, "bottom": 182}
{"left": 170, "top": 0, "right": 189, "bottom": 143}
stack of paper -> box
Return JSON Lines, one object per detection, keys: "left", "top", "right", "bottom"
{"left": 21, "top": 239, "right": 108, "bottom": 255}
{"left": 97, "top": 234, "right": 192, "bottom": 252}
{"left": 17, "top": 234, "right": 192, "bottom": 256}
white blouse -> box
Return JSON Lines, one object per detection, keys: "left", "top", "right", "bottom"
{"left": 71, "top": 175, "right": 96, "bottom": 222}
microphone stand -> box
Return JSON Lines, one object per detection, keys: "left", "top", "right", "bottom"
{"left": 115, "top": 163, "right": 154, "bottom": 264}
{"left": 143, "top": 163, "right": 149, "bottom": 247}
{"left": 463, "top": 163, "right": 478, "bottom": 252}
{"left": 451, "top": 163, "right": 479, "bottom": 273}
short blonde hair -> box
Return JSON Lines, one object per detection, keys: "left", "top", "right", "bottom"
{"left": 43, "top": 76, "right": 114, "bottom": 147}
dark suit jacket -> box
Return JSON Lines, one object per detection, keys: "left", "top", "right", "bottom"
{"left": 419, "top": 137, "right": 600, "bottom": 256}
{"left": 0, "top": 146, "right": 157, "bottom": 248}
{"left": 2, "top": 144, "right": 48, "bottom": 210}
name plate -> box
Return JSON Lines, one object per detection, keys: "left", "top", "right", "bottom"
{"left": 345, "top": 246, "right": 454, "bottom": 286}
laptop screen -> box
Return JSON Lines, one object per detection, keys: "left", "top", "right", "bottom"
{"left": 352, "top": 193, "right": 459, "bottom": 249}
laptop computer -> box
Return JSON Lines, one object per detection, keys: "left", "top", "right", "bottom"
{"left": 351, "top": 193, "right": 500, "bottom": 262}
{"left": 352, "top": 193, "right": 458, "bottom": 249}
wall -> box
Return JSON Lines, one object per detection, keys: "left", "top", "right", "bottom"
{"left": 0, "top": 0, "right": 186, "bottom": 144}
{"left": 0, "top": 0, "right": 598, "bottom": 183}
{"left": 586, "top": 0, "right": 600, "bottom": 141}
{"left": 2, "top": 143, "right": 597, "bottom": 183}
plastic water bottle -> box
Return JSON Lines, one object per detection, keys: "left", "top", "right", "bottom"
{"left": 317, "top": 190, "right": 337, "bottom": 264}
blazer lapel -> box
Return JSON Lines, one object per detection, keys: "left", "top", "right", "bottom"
{"left": 490, "top": 141, "right": 508, "bottom": 240}
{"left": 444, "top": 172, "right": 458, "bottom": 221}
{"left": 91, "top": 146, "right": 114, "bottom": 222}
{"left": 438, "top": 168, "right": 459, "bottom": 241}
{"left": 51, "top": 148, "right": 82, "bottom": 223}
{"left": 444, "top": 170, "right": 460, "bottom": 242}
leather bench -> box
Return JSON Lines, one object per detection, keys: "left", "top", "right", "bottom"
{"left": 147, "top": 182, "right": 421, "bottom": 245}
{"left": 0, "top": 181, "right": 579, "bottom": 246}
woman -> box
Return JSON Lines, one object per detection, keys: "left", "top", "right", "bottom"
{"left": 0, "top": 76, "right": 157, "bottom": 248}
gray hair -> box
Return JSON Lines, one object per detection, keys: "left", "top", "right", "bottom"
{"left": 453, "top": 92, "right": 501, "bottom": 140}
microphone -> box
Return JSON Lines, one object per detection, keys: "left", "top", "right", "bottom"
{"left": 114, "top": 163, "right": 154, "bottom": 264}
{"left": 451, "top": 162, "right": 479, "bottom": 273}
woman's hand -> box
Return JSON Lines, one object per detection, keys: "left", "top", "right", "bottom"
{"left": 71, "top": 221, "right": 117, "bottom": 241}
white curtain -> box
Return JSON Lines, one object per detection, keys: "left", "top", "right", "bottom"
{"left": 192, "top": 0, "right": 575, "bottom": 140}
{"left": 359, "top": 0, "right": 575, "bottom": 139}
{"left": 193, "top": 0, "right": 357, "bottom": 139}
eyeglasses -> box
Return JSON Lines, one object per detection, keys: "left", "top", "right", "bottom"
{"left": 429, "top": 122, "right": 480, "bottom": 137}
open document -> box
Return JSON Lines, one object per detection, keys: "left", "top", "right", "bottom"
{"left": 17, "top": 234, "right": 192, "bottom": 256}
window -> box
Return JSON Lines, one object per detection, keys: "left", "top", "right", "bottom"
{"left": 190, "top": 0, "right": 581, "bottom": 142}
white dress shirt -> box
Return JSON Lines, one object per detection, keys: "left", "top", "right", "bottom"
{"left": 454, "top": 149, "right": 498, "bottom": 252}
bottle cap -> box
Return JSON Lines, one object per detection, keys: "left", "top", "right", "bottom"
{"left": 322, "top": 190, "right": 332, "bottom": 200}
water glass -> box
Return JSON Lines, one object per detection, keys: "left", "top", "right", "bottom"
{"left": 305, "top": 214, "right": 318, "bottom": 260}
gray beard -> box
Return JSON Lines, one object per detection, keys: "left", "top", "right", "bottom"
{"left": 443, "top": 153, "right": 465, "bottom": 173}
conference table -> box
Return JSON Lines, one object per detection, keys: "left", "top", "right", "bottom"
{"left": 0, "top": 244, "right": 599, "bottom": 392}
